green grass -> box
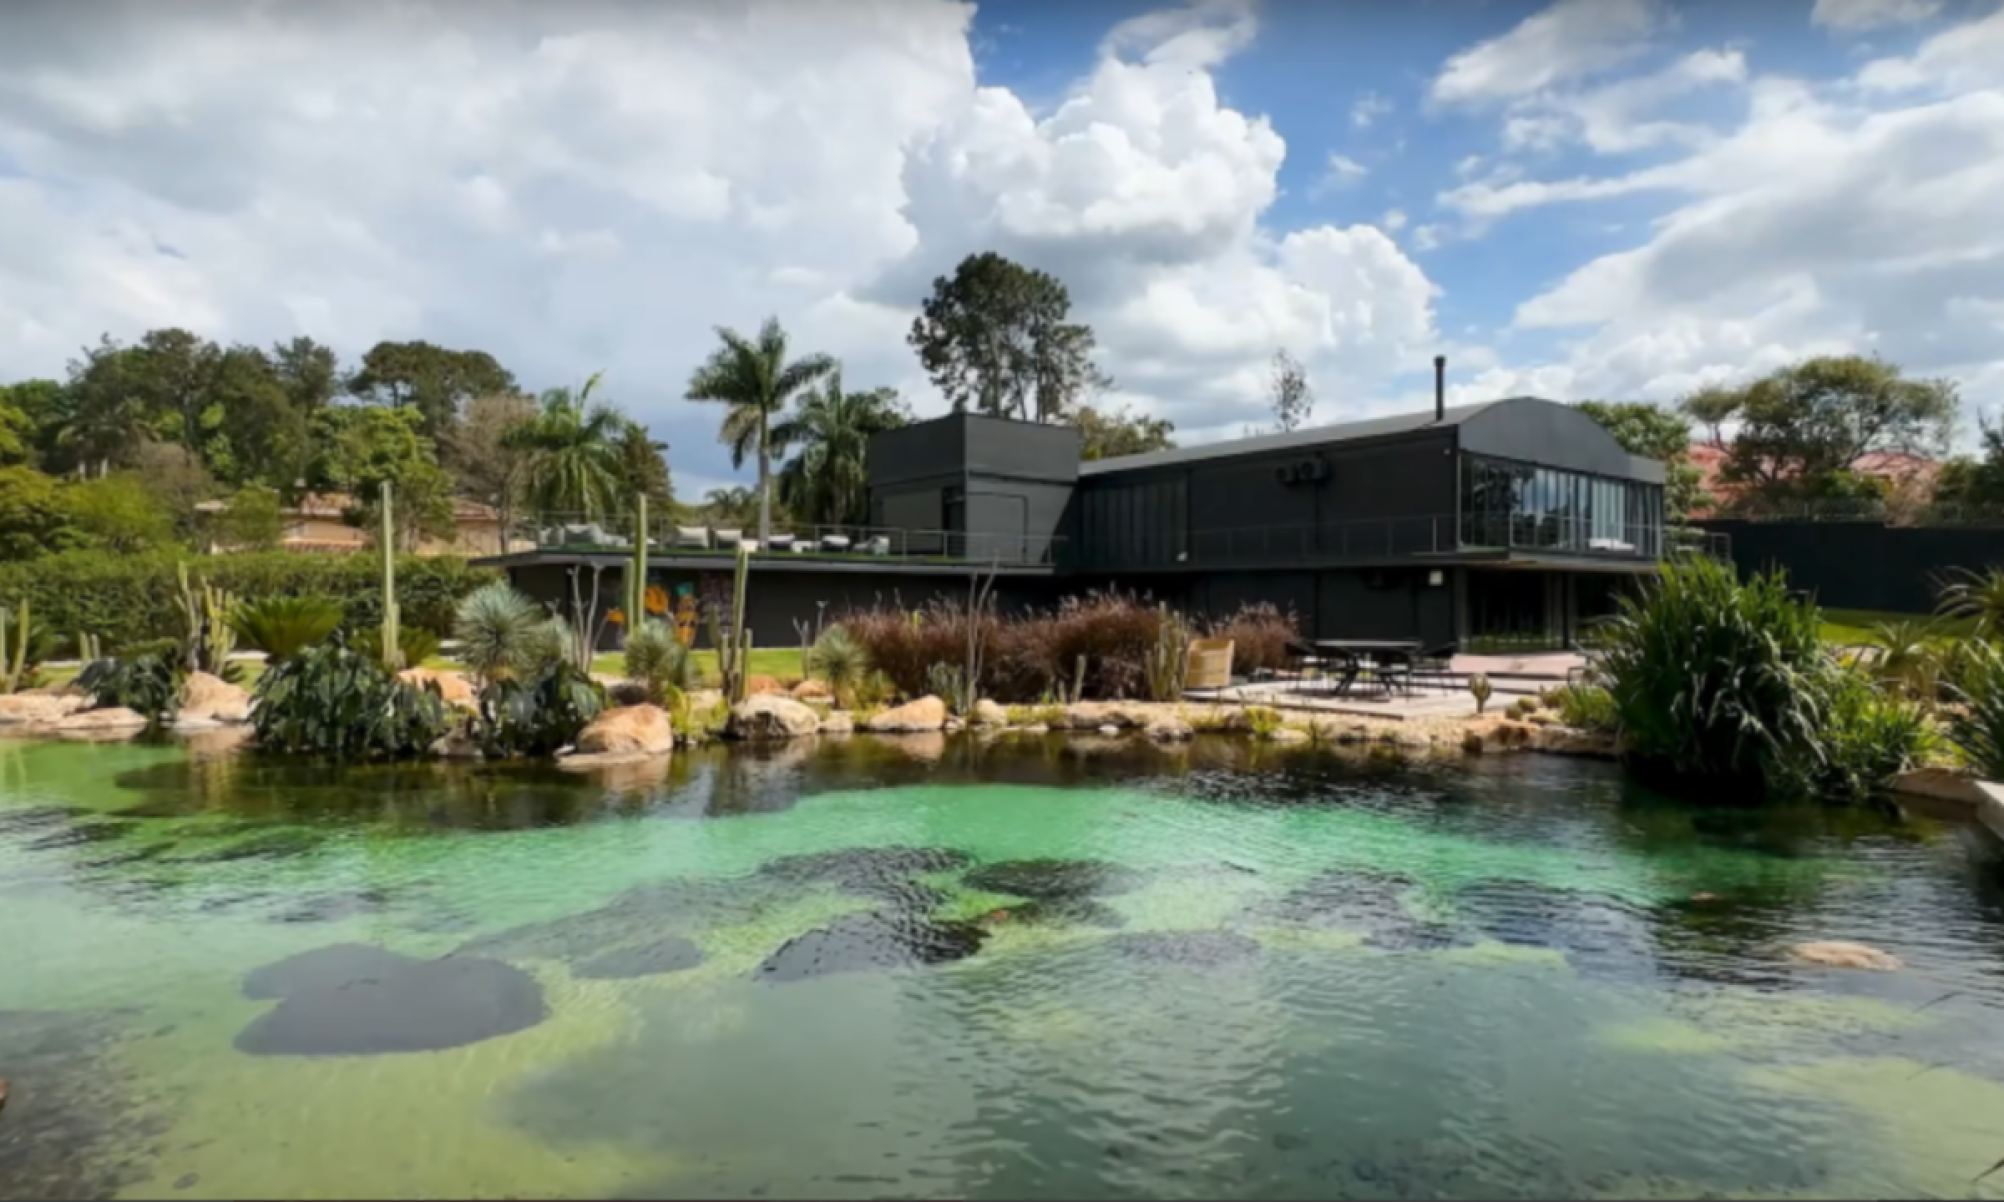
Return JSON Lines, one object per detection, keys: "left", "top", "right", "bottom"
{"left": 589, "top": 646, "right": 803, "bottom": 686}
{"left": 1819, "top": 608, "right": 1975, "bottom": 647}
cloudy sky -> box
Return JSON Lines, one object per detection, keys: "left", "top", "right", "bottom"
{"left": 1, "top": 0, "right": 1999, "bottom": 497}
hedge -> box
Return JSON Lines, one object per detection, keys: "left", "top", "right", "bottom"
{"left": 0, "top": 550, "right": 499, "bottom": 656}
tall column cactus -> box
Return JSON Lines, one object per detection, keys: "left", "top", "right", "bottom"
{"left": 174, "top": 563, "right": 237, "bottom": 674}
{"left": 627, "top": 495, "right": 649, "bottom": 641}
{"left": 705, "top": 544, "right": 753, "bottom": 705}
{"left": 381, "top": 480, "right": 402, "bottom": 670}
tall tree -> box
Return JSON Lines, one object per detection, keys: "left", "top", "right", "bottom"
{"left": 347, "top": 340, "right": 517, "bottom": 441}
{"left": 772, "top": 371, "right": 909, "bottom": 527}
{"left": 1072, "top": 404, "right": 1175, "bottom": 461}
{"left": 316, "top": 406, "right": 457, "bottom": 550}
{"left": 1268, "top": 348, "right": 1314, "bottom": 432}
{"left": 504, "top": 373, "right": 628, "bottom": 521}
{"left": 698, "top": 485, "right": 761, "bottom": 530}
{"left": 270, "top": 336, "right": 342, "bottom": 415}
{"left": 1929, "top": 413, "right": 2004, "bottom": 513}
{"left": 445, "top": 392, "right": 538, "bottom": 537}
{"left": 205, "top": 344, "right": 308, "bottom": 488}
{"left": 1573, "top": 400, "right": 1708, "bottom": 522}
{"left": 615, "top": 421, "right": 675, "bottom": 516}
{"left": 685, "top": 316, "right": 835, "bottom": 543}
{"left": 58, "top": 336, "right": 164, "bottom": 472}
{"left": 1682, "top": 355, "right": 1958, "bottom": 506}
{"left": 908, "top": 252, "right": 1111, "bottom": 424}
{"left": 0, "top": 379, "right": 66, "bottom": 467}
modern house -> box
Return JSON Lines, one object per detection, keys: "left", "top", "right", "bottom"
{"left": 478, "top": 365, "right": 1670, "bottom": 653}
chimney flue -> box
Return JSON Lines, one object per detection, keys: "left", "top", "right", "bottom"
{"left": 1433, "top": 355, "right": 1446, "bottom": 421}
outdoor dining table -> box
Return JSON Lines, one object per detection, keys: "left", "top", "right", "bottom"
{"left": 1311, "top": 639, "right": 1425, "bottom": 696}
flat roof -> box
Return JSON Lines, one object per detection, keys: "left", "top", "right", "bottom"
{"left": 472, "top": 550, "right": 1054, "bottom": 577}
{"left": 1079, "top": 400, "right": 1502, "bottom": 476}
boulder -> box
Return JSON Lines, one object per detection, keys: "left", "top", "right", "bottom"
{"left": 1528, "top": 726, "right": 1621, "bottom": 759}
{"left": 1145, "top": 716, "right": 1194, "bottom": 742}
{"left": 398, "top": 668, "right": 477, "bottom": 709}
{"left": 0, "top": 691, "right": 87, "bottom": 726}
{"left": 572, "top": 705, "right": 675, "bottom": 756}
{"left": 54, "top": 707, "right": 148, "bottom": 732}
{"left": 746, "top": 675, "right": 788, "bottom": 696}
{"left": 1096, "top": 724, "right": 1120, "bottom": 736}
{"left": 182, "top": 671, "right": 254, "bottom": 724}
{"left": 866, "top": 695, "right": 947, "bottom": 734}
{"left": 818, "top": 711, "right": 854, "bottom": 735}
{"left": 429, "top": 722, "right": 484, "bottom": 760}
{"left": 971, "top": 699, "right": 1009, "bottom": 728}
{"left": 1790, "top": 940, "right": 1902, "bottom": 971}
{"left": 726, "top": 694, "right": 821, "bottom": 740}
{"left": 791, "top": 679, "right": 834, "bottom": 702}
{"left": 1059, "top": 702, "right": 1146, "bottom": 730}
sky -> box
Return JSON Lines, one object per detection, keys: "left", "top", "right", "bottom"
{"left": 0, "top": 0, "right": 2000, "bottom": 499}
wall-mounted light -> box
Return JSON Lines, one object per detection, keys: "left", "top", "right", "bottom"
{"left": 1427, "top": 570, "right": 1444, "bottom": 587}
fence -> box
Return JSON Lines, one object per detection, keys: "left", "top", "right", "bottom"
{"left": 1698, "top": 517, "right": 2004, "bottom": 614}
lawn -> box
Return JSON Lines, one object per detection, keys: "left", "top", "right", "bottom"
{"left": 1819, "top": 608, "right": 1974, "bottom": 646}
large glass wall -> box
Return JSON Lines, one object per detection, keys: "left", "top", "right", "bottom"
{"left": 1458, "top": 455, "right": 1663, "bottom": 557}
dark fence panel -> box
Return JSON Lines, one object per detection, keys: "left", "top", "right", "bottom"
{"left": 1699, "top": 519, "right": 2004, "bottom": 614}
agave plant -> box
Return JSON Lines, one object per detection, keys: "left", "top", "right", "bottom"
{"left": 809, "top": 626, "right": 871, "bottom": 708}
{"left": 623, "top": 619, "right": 692, "bottom": 705}
{"left": 226, "top": 596, "right": 345, "bottom": 665}
{"left": 1867, "top": 619, "right": 1942, "bottom": 700}
{"left": 452, "top": 583, "right": 546, "bottom": 687}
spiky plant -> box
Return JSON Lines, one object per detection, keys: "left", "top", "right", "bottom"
{"left": 809, "top": 626, "right": 871, "bottom": 709}
{"left": 452, "top": 582, "right": 545, "bottom": 688}
{"left": 226, "top": 596, "right": 345, "bottom": 665}
{"left": 624, "top": 619, "right": 693, "bottom": 705}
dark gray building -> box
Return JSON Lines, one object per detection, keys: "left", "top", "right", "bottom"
{"left": 479, "top": 387, "right": 1667, "bottom": 653}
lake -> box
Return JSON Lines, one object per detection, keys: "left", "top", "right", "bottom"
{"left": 4, "top": 732, "right": 2004, "bottom": 1200}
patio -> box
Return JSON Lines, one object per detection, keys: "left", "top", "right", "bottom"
{"left": 1188, "top": 650, "right": 1587, "bottom": 722}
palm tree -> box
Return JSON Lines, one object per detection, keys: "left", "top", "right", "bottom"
{"left": 506, "top": 372, "right": 627, "bottom": 521}
{"left": 773, "top": 371, "right": 909, "bottom": 527}
{"left": 700, "top": 486, "right": 760, "bottom": 530}
{"left": 684, "top": 317, "right": 834, "bottom": 543}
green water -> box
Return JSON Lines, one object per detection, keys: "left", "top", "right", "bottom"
{"left": 6, "top": 732, "right": 2004, "bottom": 1199}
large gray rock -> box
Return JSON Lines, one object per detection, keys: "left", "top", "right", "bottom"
{"left": 726, "top": 694, "right": 821, "bottom": 740}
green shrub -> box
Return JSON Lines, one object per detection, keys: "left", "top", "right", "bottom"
{"left": 1597, "top": 557, "right": 1828, "bottom": 793}
{"left": 1949, "top": 639, "right": 2004, "bottom": 780}
{"left": 453, "top": 582, "right": 547, "bottom": 686}
{"left": 1806, "top": 667, "right": 1934, "bottom": 803}
{"left": 1242, "top": 705, "right": 1284, "bottom": 739}
{"left": 808, "top": 626, "right": 870, "bottom": 707}
{"left": 251, "top": 636, "right": 450, "bottom": 759}
{"left": 624, "top": 620, "right": 693, "bottom": 705}
{"left": 76, "top": 655, "right": 184, "bottom": 726}
{"left": 227, "top": 596, "right": 346, "bottom": 664}
{"left": 0, "top": 550, "right": 493, "bottom": 653}
{"left": 1551, "top": 683, "right": 1619, "bottom": 733}
{"left": 476, "top": 660, "right": 606, "bottom": 758}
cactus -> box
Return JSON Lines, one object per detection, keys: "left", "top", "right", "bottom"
{"left": 1144, "top": 603, "right": 1193, "bottom": 703}
{"left": 380, "top": 480, "right": 402, "bottom": 671}
{"left": 0, "top": 599, "right": 30, "bottom": 694}
{"left": 76, "top": 630, "right": 101, "bottom": 664}
{"left": 627, "top": 495, "right": 649, "bottom": 647}
{"left": 1468, "top": 672, "right": 1493, "bottom": 714}
{"left": 705, "top": 544, "right": 753, "bottom": 705}
{"left": 175, "top": 563, "right": 239, "bottom": 675}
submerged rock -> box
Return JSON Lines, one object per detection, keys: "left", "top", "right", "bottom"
{"left": 755, "top": 911, "right": 988, "bottom": 982}
{"left": 241, "top": 942, "right": 424, "bottom": 1000}
{"left": 269, "top": 888, "right": 395, "bottom": 925}
{"left": 962, "top": 858, "right": 1147, "bottom": 901}
{"left": 235, "top": 953, "right": 546, "bottom": 1056}
{"left": 1270, "top": 869, "right": 1462, "bottom": 951}
{"left": 570, "top": 934, "right": 707, "bottom": 980}
{"left": 1453, "top": 880, "right": 1657, "bottom": 977}
{"left": 990, "top": 897, "right": 1129, "bottom": 929}
{"left": 169, "top": 829, "right": 319, "bottom": 864}
{"left": 1104, "top": 929, "right": 1260, "bottom": 967}
{"left": 1790, "top": 940, "right": 1902, "bottom": 971}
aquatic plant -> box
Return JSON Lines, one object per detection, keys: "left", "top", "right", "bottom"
{"left": 1468, "top": 673, "right": 1493, "bottom": 714}
{"left": 453, "top": 582, "right": 546, "bottom": 687}
{"left": 1948, "top": 638, "right": 2004, "bottom": 780}
{"left": 252, "top": 635, "right": 450, "bottom": 759}
{"left": 808, "top": 626, "right": 870, "bottom": 708}
{"left": 476, "top": 659, "right": 606, "bottom": 758}
{"left": 624, "top": 619, "right": 694, "bottom": 705}
{"left": 1242, "top": 705, "right": 1284, "bottom": 740}
{"left": 1804, "top": 667, "right": 1933, "bottom": 802}
{"left": 1596, "top": 556, "right": 1829, "bottom": 794}
{"left": 226, "top": 596, "right": 345, "bottom": 665}
{"left": 77, "top": 653, "right": 184, "bottom": 726}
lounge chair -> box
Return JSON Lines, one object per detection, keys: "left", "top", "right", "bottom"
{"left": 714, "top": 528, "right": 745, "bottom": 550}
{"left": 674, "top": 526, "right": 710, "bottom": 550}
{"left": 864, "top": 536, "right": 891, "bottom": 556}
{"left": 766, "top": 533, "right": 795, "bottom": 552}
{"left": 821, "top": 534, "right": 852, "bottom": 553}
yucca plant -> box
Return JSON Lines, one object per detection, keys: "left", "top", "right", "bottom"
{"left": 1597, "top": 556, "right": 1829, "bottom": 794}
{"left": 1948, "top": 639, "right": 2004, "bottom": 781}
{"left": 226, "top": 596, "right": 345, "bottom": 665}
{"left": 809, "top": 626, "right": 871, "bottom": 709}
{"left": 1867, "top": 618, "right": 1941, "bottom": 700}
{"left": 624, "top": 619, "right": 693, "bottom": 705}
{"left": 1937, "top": 566, "right": 2004, "bottom": 639}
{"left": 452, "top": 583, "right": 546, "bottom": 687}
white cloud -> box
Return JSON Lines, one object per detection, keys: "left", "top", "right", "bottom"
{"left": 1381, "top": 208, "right": 1408, "bottom": 232}
{"left": 0, "top": 0, "right": 1444, "bottom": 484}
{"left": 1315, "top": 153, "right": 1369, "bottom": 192}
{"left": 1430, "top": 4, "right": 2004, "bottom": 416}
{"left": 1428, "top": 0, "right": 1667, "bottom": 107}
{"left": 1351, "top": 90, "right": 1390, "bottom": 128}
{"left": 1812, "top": 0, "right": 1945, "bottom": 31}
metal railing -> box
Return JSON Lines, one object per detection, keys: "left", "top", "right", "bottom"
{"left": 1711, "top": 497, "right": 2004, "bottom": 529}
{"left": 1075, "top": 512, "right": 1669, "bottom": 571}
{"left": 517, "top": 512, "right": 1065, "bottom": 567}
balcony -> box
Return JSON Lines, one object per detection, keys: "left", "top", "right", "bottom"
{"left": 1074, "top": 512, "right": 1669, "bottom": 571}
{"left": 510, "top": 513, "right": 1064, "bottom": 568}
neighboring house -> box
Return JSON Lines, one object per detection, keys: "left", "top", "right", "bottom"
{"left": 1685, "top": 443, "right": 1940, "bottom": 517}
{"left": 196, "top": 492, "right": 526, "bottom": 556}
